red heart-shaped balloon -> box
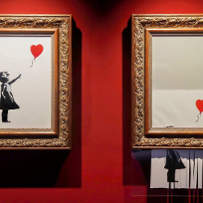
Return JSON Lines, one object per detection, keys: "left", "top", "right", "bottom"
{"left": 31, "top": 44, "right": 43, "bottom": 59}
{"left": 196, "top": 99, "right": 203, "bottom": 113}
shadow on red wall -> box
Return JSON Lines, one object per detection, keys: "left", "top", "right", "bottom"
{"left": 0, "top": 18, "right": 82, "bottom": 188}
{"left": 122, "top": 18, "right": 132, "bottom": 186}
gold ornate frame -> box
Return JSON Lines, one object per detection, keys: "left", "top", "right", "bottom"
{"left": 0, "top": 15, "right": 72, "bottom": 149}
{"left": 132, "top": 14, "right": 203, "bottom": 148}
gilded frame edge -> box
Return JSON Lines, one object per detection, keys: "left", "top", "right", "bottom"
{"left": 131, "top": 14, "right": 203, "bottom": 149}
{"left": 0, "top": 14, "right": 72, "bottom": 149}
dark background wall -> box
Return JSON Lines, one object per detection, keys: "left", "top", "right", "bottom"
{"left": 0, "top": 0, "right": 202, "bottom": 202}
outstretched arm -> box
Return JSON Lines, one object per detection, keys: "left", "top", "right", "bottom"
{"left": 8, "top": 74, "right": 21, "bottom": 85}
{"left": 1, "top": 85, "right": 6, "bottom": 99}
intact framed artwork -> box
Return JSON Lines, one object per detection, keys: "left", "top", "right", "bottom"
{"left": 132, "top": 14, "right": 203, "bottom": 148}
{"left": 0, "top": 15, "right": 72, "bottom": 149}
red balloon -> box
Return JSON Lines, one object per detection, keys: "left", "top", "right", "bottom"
{"left": 196, "top": 99, "right": 203, "bottom": 113}
{"left": 31, "top": 44, "right": 43, "bottom": 58}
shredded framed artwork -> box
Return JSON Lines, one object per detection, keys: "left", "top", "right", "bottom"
{"left": 0, "top": 15, "right": 72, "bottom": 149}
{"left": 132, "top": 14, "right": 203, "bottom": 148}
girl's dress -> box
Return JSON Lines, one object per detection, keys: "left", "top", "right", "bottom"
{"left": 0, "top": 83, "right": 19, "bottom": 110}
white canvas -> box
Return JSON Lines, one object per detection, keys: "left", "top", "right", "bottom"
{"left": 152, "top": 36, "right": 203, "bottom": 128}
{"left": 150, "top": 150, "right": 168, "bottom": 188}
{"left": 0, "top": 36, "right": 52, "bottom": 129}
{"left": 196, "top": 150, "right": 203, "bottom": 188}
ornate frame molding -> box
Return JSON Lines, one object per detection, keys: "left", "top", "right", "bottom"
{"left": 132, "top": 14, "right": 203, "bottom": 148}
{"left": 0, "top": 15, "right": 72, "bottom": 149}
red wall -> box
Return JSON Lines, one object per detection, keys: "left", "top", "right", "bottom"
{"left": 0, "top": 0, "right": 203, "bottom": 202}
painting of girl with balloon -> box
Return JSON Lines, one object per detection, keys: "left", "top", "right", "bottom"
{"left": 0, "top": 36, "right": 52, "bottom": 129}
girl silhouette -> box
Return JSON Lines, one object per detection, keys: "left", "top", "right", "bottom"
{"left": 0, "top": 72, "right": 21, "bottom": 122}
{"left": 164, "top": 149, "right": 186, "bottom": 189}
